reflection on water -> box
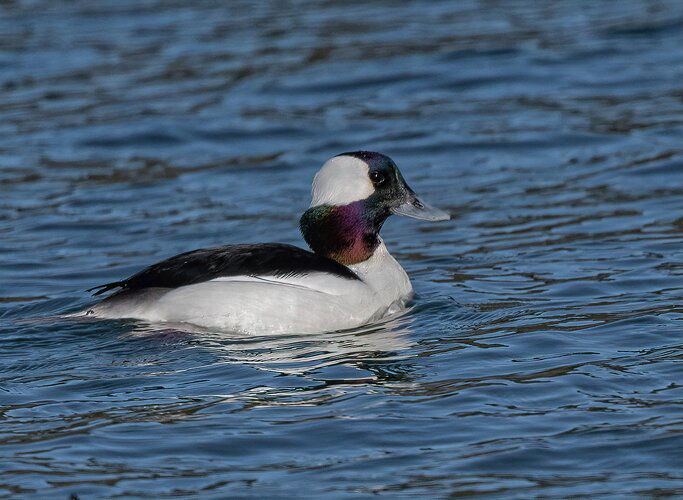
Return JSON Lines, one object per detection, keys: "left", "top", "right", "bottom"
{"left": 2, "top": 0, "right": 683, "bottom": 497}
{"left": 126, "top": 313, "right": 414, "bottom": 375}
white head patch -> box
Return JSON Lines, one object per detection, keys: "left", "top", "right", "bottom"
{"left": 310, "top": 155, "right": 374, "bottom": 207}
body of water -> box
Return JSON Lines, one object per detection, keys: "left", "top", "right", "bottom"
{"left": 2, "top": 0, "right": 683, "bottom": 497}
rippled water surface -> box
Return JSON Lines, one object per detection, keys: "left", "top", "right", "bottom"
{"left": 2, "top": 1, "right": 683, "bottom": 497}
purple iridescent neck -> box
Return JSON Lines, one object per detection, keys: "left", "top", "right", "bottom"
{"left": 299, "top": 199, "right": 388, "bottom": 266}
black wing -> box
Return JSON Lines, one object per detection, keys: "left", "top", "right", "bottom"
{"left": 88, "top": 243, "right": 360, "bottom": 296}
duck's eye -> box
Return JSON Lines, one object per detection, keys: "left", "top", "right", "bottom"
{"left": 369, "top": 171, "right": 385, "bottom": 186}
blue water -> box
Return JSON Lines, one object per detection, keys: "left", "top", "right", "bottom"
{"left": 2, "top": 1, "right": 683, "bottom": 497}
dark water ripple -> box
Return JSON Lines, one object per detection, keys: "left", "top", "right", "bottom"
{"left": 2, "top": 0, "right": 683, "bottom": 497}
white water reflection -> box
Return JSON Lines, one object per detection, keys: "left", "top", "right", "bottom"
{"left": 123, "top": 312, "right": 414, "bottom": 374}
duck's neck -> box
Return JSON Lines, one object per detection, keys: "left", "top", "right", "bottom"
{"left": 300, "top": 200, "right": 389, "bottom": 266}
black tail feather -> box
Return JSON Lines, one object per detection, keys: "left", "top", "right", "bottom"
{"left": 86, "top": 281, "right": 125, "bottom": 296}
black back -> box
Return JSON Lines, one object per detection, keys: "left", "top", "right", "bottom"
{"left": 88, "top": 243, "right": 360, "bottom": 296}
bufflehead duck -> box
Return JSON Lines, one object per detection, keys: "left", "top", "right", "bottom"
{"left": 86, "top": 151, "right": 449, "bottom": 334}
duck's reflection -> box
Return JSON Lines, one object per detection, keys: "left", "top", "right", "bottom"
{"left": 125, "top": 310, "right": 414, "bottom": 377}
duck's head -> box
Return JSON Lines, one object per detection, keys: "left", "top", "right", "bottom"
{"left": 300, "top": 151, "right": 449, "bottom": 266}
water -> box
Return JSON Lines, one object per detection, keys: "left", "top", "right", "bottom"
{"left": 2, "top": 0, "right": 683, "bottom": 497}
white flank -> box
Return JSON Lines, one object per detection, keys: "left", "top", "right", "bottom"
{"left": 87, "top": 241, "right": 412, "bottom": 335}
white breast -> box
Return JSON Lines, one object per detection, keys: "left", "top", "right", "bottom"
{"left": 347, "top": 239, "right": 412, "bottom": 312}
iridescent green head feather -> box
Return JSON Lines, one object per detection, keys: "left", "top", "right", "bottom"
{"left": 301, "top": 152, "right": 450, "bottom": 265}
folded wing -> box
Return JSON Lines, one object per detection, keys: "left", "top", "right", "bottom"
{"left": 88, "top": 243, "right": 360, "bottom": 297}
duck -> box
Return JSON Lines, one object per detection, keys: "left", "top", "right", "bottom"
{"left": 84, "top": 151, "right": 450, "bottom": 334}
